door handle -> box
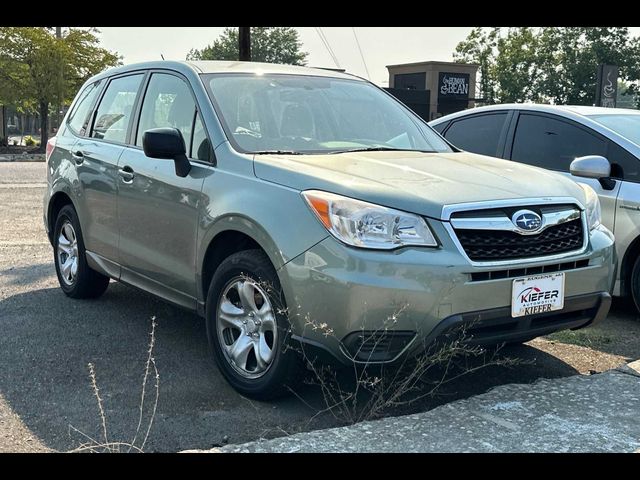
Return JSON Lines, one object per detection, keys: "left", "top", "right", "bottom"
{"left": 71, "top": 150, "right": 84, "bottom": 165}
{"left": 118, "top": 166, "right": 135, "bottom": 183}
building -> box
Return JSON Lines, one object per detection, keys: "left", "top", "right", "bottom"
{"left": 386, "top": 61, "right": 479, "bottom": 121}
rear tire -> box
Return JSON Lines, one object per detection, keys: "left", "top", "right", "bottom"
{"left": 630, "top": 255, "right": 640, "bottom": 314}
{"left": 53, "top": 205, "right": 110, "bottom": 299}
{"left": 205, "top": 249, "right": 302, "bottom": 400}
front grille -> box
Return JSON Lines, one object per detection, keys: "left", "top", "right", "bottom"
{"left": 455, "top": 218, "right": 584, "bottom": 261}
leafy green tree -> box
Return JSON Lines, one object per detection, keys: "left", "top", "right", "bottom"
{"left": 0, "top": 27, "right": 120, "bottom": 149}
{"left": 454, "top": 27, "right": 640, "bottom": 107}
{"left": 494, "top": 28, "right": 541, "bottom": 103}
{"left": 454, "top": 27, "right": 499, "bottom": 104}
{"left": 536, "top": 27, "right": 640, "bottom": 105}
{"left": 617, "top": 80, "right": 637, "bottom": 109}
{"left": 187, "top": 27, "right": 307, "bottom": 65}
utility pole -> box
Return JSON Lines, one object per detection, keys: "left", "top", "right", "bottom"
{"left": 239, "top": 27, "right": 251, "bottom": 61}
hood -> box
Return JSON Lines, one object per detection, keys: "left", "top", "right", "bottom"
{"left": 253, "top": 151, "right": 587, "bottom": 219}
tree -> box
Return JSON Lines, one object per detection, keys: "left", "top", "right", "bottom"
{"left": 187, "top": 27, "right": 307, "bottom": 65}
{"left": 454, "top": 27, "right": 640, "bottom": 107}
{"left": 0, "top": 27, "right": 120, "bottom": 149}
{"left": 454, "top": 27, "right": 498, "bottom": 104}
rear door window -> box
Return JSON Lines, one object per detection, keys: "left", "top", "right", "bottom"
{"left": 91, "top": 74, "right": 144, "bottom": 144}
{"left": 443, "top": 113, "right": 508, "bottom": 157}
{"left": 510, "top": 113, "right": 606, "bottom": 171}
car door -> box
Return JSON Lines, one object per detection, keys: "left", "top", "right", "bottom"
{"left": 74, "top": 73, "right": 145, "bottom": 274}
{"left": 603, "top": 141, "right": 640, "bottom": 284}
{"left": 116, "top": 71, "right": 212, "bottom": 309}
{"left": 507, "top": 112, "right": 619, "bottom": 235}
{"left": 439, "top": 111, "right": 512, "bottom": 158}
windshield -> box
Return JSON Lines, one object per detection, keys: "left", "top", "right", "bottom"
{"left": 204, "top": 73, "right": 451, "bottom": 154}
{"left": 587, "top": 113, "right": 640, "bottom": 146}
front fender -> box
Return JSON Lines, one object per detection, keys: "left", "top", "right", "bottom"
{"left": 196, "top": 166, "right": 329, "bottom": 302}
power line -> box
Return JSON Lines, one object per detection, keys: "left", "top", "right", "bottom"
{"left": 314, "top": 27, "right": 341, "bottom": 69}
{"left": 314, "top": 27, "right": 339, "bottom": 68}
{"left": 351, "top": 27, "right": 370, "bottom": 80}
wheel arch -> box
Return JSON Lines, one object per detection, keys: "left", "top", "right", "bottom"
{"left": 47, "top": 189, "right": 75, "bottom": 244}
{"left": 620, "top": 232, "right": 640, "bottom": 298}
{"left": 197, "top": 216, "right": 288, "bottom": 305}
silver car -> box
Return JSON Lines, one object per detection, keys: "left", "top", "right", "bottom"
{"left": 431, "top": 104, "right": 640, "bottom": 310}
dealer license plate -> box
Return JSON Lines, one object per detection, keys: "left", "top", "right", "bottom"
{"left": 511, "top": 272, "right": 565, "bottom": 318}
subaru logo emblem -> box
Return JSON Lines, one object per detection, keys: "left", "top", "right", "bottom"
{"left": 512, "top": 209, "right": 542, "bottom": 232}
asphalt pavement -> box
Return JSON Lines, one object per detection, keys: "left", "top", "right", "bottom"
{"left": 0, "top": 162, "right": 638, "bottom": 452}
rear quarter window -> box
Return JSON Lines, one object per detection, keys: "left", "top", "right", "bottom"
{"left": 443, "top": 113, "right": 508, "bottom": 157}
{"left": 67, "top": 81, "right": 102, "bottom": 136}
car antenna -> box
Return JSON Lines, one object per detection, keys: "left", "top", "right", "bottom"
{"left": 160, "top": 54, "right": 165, "bottom": 60}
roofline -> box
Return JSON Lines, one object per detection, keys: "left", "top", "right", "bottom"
{"left": 85, "top": 60, "right": 200, "bottom": 85}
{"left": 82, "top": 60, "right": 367, "bottom": 87}
{"left": 428, "top": 103, "right": 640, "bottom": 155}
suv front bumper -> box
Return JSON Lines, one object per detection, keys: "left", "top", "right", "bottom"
{"left": 278, "top": 223, "right": 616, "bottom": 365}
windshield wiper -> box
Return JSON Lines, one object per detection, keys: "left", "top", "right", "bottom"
{"left": 328, "top": 147, "right": 437, "bottom": 154}
{"left": 253, "top": 150, "right": 303, "bottom": 155}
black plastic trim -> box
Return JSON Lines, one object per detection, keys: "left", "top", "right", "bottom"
{"left": 423, "top": 292, "right": 611, "bottom": 348}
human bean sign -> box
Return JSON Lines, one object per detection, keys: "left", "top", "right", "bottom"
{"left": 595, "top": 64, "right": 618, "bottom": 108}
{"left": 438, "top": 73, "right": 470, "bottom": 101}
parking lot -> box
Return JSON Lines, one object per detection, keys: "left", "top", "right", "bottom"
{"left": 1, "top": 162, "right": 639, "bottom": 452}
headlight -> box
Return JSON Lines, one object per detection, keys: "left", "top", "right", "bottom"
{"left": 578, "top": 183, "right": 601, "bottom": 231}
{"left": 302, "top": 190, "right": 438, "bottom": 250}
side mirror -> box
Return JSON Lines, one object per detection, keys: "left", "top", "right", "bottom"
{"left": 570, "top": 155, "right": 615, "bottom": 190}
{"left": 142, "top": 128, "right": 191, "bottom": 178}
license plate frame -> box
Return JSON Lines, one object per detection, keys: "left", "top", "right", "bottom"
{"left": 511, "top": 272, "right": 565, "bottom": 318}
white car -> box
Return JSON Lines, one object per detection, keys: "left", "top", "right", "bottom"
{"left": 431, "top": 104, "right": 640, "bottom": 310}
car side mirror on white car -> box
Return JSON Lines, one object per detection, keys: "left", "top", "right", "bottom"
{"left": 570, "top": 155, "right": 611, "bottom": 179}
{"left": 570, "top": 155, "right": 615, "bottom": 191}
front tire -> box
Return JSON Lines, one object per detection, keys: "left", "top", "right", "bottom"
{"left": 205, "top": 249, "right": 302, "bottom": 400}
{"left": 53, "top": 204, "right": 110, "bottom": 299}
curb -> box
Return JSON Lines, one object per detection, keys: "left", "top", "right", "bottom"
{"left": 0, "top": 154, "right": 45, "bottom": 162}
{"left": 616, "top": 359, "right": 640, "bottom": 377}
{"left": 181, "top": 358, "right": 640, "bottom": 453}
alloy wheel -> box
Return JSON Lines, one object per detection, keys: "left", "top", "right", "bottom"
{"left": 216, "top": 276, "right": 278, "bottom": 379}
{"left": 57, "top": 220, "right": 79, "bottom": 286}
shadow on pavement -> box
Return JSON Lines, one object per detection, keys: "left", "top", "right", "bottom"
{"left": 0, "top": 281, "right": 582, "bottom": 452}
{"left": 543, "top": 296, "right": 640, "bottom": 360}
{"left": 0, "top": 263, "right": 53, "bottom": 286}
{"left": 0, "top": 282, "right": 325, "bottom": 452}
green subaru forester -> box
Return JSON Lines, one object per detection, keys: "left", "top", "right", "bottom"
{"left": 44, "top": 61, "right": 616, "bottom": 399}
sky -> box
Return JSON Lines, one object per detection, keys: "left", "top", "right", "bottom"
{"left": 96, "top": 27, "right": 478, "bottom": 86}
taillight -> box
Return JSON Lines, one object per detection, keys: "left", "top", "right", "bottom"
{"left": 45, "top": 136, "right": 57, "bottom": 163}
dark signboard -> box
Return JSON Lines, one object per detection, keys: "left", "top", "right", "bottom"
{"left": 394, "top": 73, "right": 426, "bottom": 91}
{"left": 595, "top": 64, "right": 618, "bottom": 108}
{"left": 385, "top": 88, "right": 430, "bottom": 121}
{"left": 438, "top": 72, "right": 470, "bottom": 101}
